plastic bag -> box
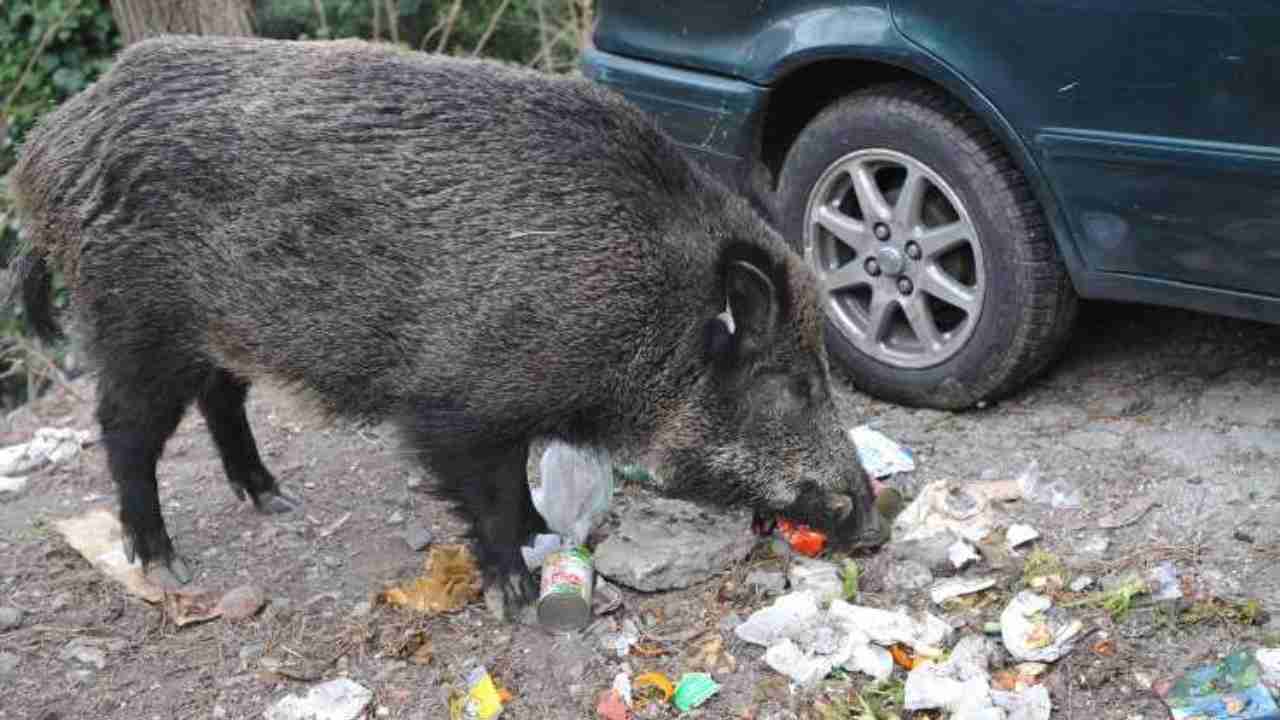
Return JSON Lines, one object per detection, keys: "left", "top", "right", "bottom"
{"left": 531, "top": 442, "right": 615, "bottom": 547}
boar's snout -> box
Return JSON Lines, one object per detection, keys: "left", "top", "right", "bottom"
{"left": 822, "top": 488, "right": 890, "bottom": 550}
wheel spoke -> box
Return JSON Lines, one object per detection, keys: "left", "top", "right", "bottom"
{"left": 814, "top": 205, "right": 874, "bottom": 255}
{"left": 902, "top": 294, "right": 942, "bottom": 350}
{"left": 864, "top": 292, "right": 896, "bottom": 342}
{"left": 894, "top": 168, "right": 928, "bottom": 229}
{"left": 919, "top": 263, "right": 979, "bottom": 312}
{"left": 915, "top": 222, "right": 970, "bottom": 259}
{"left": 851, "top": 162, "right": 891, "bottom": 221}
{"left": 823, "top": 262, "right": 867, "bottom": 292}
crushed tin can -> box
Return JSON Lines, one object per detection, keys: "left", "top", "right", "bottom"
{"left": 537, "top": 545, "right": 594, "bottom": 630}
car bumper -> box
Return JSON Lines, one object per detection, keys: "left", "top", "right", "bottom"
{"left": 580, "top": 47, "right": 768, "bottom": 178}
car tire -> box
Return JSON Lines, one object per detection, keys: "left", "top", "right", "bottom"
{"left": 776, "top": 82, "right": 1078, "bottom": 410}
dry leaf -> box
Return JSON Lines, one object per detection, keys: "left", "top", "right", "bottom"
{"left": 1091, "top": 638, "right": 1116, "bottom": 657}
{"left": 379, "top": 544, "right": 481, "bottom": 615}
{"left": 164, "top": 587, "right": 223, "bottom": 626}
{"left": 630, "top": 643, "right": 668, "bottom": 658}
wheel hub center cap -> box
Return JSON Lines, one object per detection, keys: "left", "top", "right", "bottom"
{"left": 876, "top": 246, "right": 906, "bottom": 276}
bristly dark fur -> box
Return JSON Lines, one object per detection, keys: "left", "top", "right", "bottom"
{"left": 8, "top": 35, "right": 880, "bottom": 616}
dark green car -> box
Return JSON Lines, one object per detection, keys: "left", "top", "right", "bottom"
{"left": 582, "top": 2, "right": 1280, "bottom": 410}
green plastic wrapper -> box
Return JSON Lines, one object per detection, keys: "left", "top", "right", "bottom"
{"left": 672, "top": 672, "right": 720, "bottom": 712}
{"left": 1164, "top": 650, "right": 1280, "bottom": 720}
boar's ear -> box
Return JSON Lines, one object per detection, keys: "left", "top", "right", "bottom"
{"left": 725, "top": 259, "right": 778, "bottom": 354}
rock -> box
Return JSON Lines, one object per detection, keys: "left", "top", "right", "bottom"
{"left": 217, "top": 585, "right": 266, "bottom": 620}
{"left": 0, "top": 651, "right": 19, "bottom": 675}
{"left": 745, "top": 570, "right": 787, "bottom": 596}
{"left": 594, "top": 497, "right": 755, "bottom": 592}
{"left": 889, "top": 527, "right": 964, "bottom": 575}
{"left": 61, "top": 639, "right": 107, "bottom": 670}
{"left": 0, "top": 476, "right": 27, "bottom": 497}
{"left": 1077, "top": 533, "right": 1110, "bottom": 557}
{"left": 885, "top": 560, "right": 933, "bottom": 592}
{"left": 264, "top": 678, "right": 373, "bottom": 720}
{"left": 403, "top": 523, "right": 434, "bottom": 552}
{"left": 788, "top": 557, "right": 843, "bottom": 603}
{"left": 213, "top": 705, "right": 228, "bottom": 719}
{"left": 387, "top": 511, "right": 405, "bottom": 525}
{"left": 0, "top": 605, "right": 24, "bottom": 630}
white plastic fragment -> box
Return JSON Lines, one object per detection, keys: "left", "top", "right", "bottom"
{"left": 520, "top": 533, "right": 563, "bottom": 569}
{"left": 1256, "top": 648, "right": 1280, "bottom": 692}
{"left": 764, "top": 638, "right": 838, "bottom": 686}
{"left": 1006, "top": 524, "right": 1040, "bottom": 549}
{"left": 904, "top": 635, "right": 997, "bottom": 715}
{"left": 893, "top": 481, "right": 995, "bottom": 545}
{"left": 848, "top": 643, "right": 895, "bottom": 681}
{"left": 827, "top": 600, "right": 953, "bottom": 654}
{"left": 849, "top": 425, "right": 915, "bottom": 478}
{"left": 949, "top": 539, "right": 981, "bottom": 570}
{"left": 1000, "top": 591, "right": 1083, "bottom": 662}
{"left": 930, "top": 576, "right": 998, "bottom": 605}
{"left": 611, "top": 672, "right": 632, "bottom": 707}
{"left": 0, "top": 427, "right": 92, "bottom": 477}
{"left": 1015, "top": 459, "right": 1082, "bottom": 509}
{"left": 734, "top": 592, "right": 821, "bottom": 646}
{"left": 532, "top": 442, "right": 614, "bottom": 546}
{"left": 0, "top": 476, "right": 27, "bottom": 496}
{"left": 992, "top": 685, "right": 1052, "bottom": 720}
{"left": 1148, "top": 560, "right": 1183, "bottom": 601}
{"left": 263, "top": 678, "right": 373, "bottom": 720}
{"left": 1069, "top": 576, "right": 1094, "bottom": 592}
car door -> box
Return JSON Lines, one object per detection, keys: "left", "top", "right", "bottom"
{"left": 890, "top": 0, "right": 1280, "bottom": 296}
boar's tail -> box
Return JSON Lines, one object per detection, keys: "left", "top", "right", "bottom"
{"left": 7, "top": 253, "right": 62, "bottom": 344}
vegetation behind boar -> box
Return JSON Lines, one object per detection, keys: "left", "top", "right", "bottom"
{"left": 9, "top": 35, "right": 882, "bottom": 618}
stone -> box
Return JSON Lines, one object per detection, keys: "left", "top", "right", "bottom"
{"left": 0, "top": 476, "right": 26, "bottom": 496}
{"left": 885, "top": 560, "right": 933, "bottom": 592}
{"left": 745, "top": 570, "right": 787, "bottom": 596}
{"left": 594, "top": 497, "right": 755, "bottom": 592}
{"left": 889, "top": 528, "right": 964, "bottom": 575}
{"left": 61, "top": 639, "right": 107, "bottom": 670}
{"left": 263, "top": 678, "right": 373, "bottom": 720}
{"left": 788, "top": 557, "right": 844, "bottom": 604}
{"left": 1077, "top": 533, "right": 1110, "bottom": 557}
{"left": 0, "top": 605, "right": 24, "bottom": 630}
{"left": 387, "top": 511, "right": 404, "bottom": 525}
{"left": 239, "top": 643, "right": 266, "bottom": 666}
{"left": 0, "top": 651, "right": 19, "bottom": 675}
{"left": 402, "top": 523, "right": 433, "bottom": 552}
{"left": 218, "top": 585, "right": 266, "bottom": 621}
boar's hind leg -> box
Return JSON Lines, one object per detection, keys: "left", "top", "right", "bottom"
{"left": 197, "top": 369, "right": 297, "bottom": 514}
{"left": 97, "top": 366, "right": 198, "bottom": 588}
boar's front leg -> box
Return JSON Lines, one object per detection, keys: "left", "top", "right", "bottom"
{"left": 428, "top": 440, "right": 548, "bottom": 622}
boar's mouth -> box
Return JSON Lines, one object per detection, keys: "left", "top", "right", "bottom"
{"left": 751, "top": 488, "right": 889, "bottom": 550}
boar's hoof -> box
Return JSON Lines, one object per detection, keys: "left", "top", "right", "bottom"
{"left": 254, "top": 490, "right": 299, "bottom": 515}
{"left": 483, "top": 573, "right": 537, "bottom": 623}
{"left": 145, "top": 554, "right": 193, "bottom": 589}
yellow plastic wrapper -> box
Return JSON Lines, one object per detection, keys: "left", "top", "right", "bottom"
{"left": 449, "top": 667, "right": 505, "bottom": 720}
{"left": 633, "top": 672, "right": 675, "bottom": 703}
{"left": 379, "top": 544, "right": 482, "bottom": 615}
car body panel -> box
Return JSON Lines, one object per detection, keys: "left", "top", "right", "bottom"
{"left": 584, "top": 0, "right": 1280, "bottom": 323}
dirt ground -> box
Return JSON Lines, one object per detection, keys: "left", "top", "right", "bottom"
{"left": 2, "top": 298, "right": 1279, "bottom": 720}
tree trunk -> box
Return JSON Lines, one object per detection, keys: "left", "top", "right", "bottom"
{"left": 111, "top": 0, "right": 255, "bottom": 46}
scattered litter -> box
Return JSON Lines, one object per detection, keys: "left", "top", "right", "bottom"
{"left": 1070, "top": 576, "right": 1095, "bottom": 593}
{"left": 765, "top": 638, "right": 839, "bottom": 685}
{"left": 533, "top": 442, "right": 614, "bottom": 546}
{"left": 1000, "top": 591, "right": 1083, "bottom": 662}
{"left": 451, "top": 666, "right": 505, "bottom": 720}
{"left": 1006, "top": 524, "right": 1040, "bottom": 549}
{"left": 537, "top": 546, "right": 594, "bottom": 630}
{"left": 611, "top": 672, "right": 633, "bottom": 708}
{"left": 849, "top": 643, "right": 895, "bottom": 681}
{"left": 949, "top": 539, "right": 981, "bottom": 570}
{"left": 595, "top": 688, "right": 629, "bottom": 720}
{"left": 0, "top": 427, "right": 91, "bottom": 476}
{"left": 828, "top": 600, "right": 954, "bottom": 655}
{"left": 1164, "top": 650, "right": 1280, "bottom": 720}
{"left": 904, "top": 635, "right": 1003, "bottom": 716}
{"left": 788, "top": 556, "right": 844, "bottom": 604}
{"left": 1016, "top": 459, "right": 1082, "bottom": 509}
{"left": 53, "top": 508, "right": 163, "bottom": 603}
{"left": 378, "top": 544, "right": 481, "bottom": 615}
{"left": 931, "top": 576, "right": 998, "bottom": 605}
{"left": 745, "top": 569, "right": 787, "bottom": 596}
{"left": 633, "top": 672, "right": 675, "bottom": 703}
{"left": 264, "top": 678, "right": 373, "bottom": 720}
{"left": 774, "top": 517, "right": 827, "bottom": 557}
{"left": 850, "top": 425, "right": 916, "bottom": 478}
{"left": 1149, "top": 560, "right": 1183, "bottom": 601}
{"left": 1097, "top": 496, "right": 1157, "bottom": 529}
{"left": 992, "top": 685, "right": 1052, "bottom": 720}
{"left": 671, "top": 673, "right": 719, "bottom": 712}
{"left": 520, "top": 534, "right": 562, "bottom": 569}
{"left": 893, "top": 481, "right": 995, "bottom": 545}
{"left": 603, "top": 618, "right": 641, "bottom": 658}
{"left": 0, "top": 476, "right": 26, "bottom": 496}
